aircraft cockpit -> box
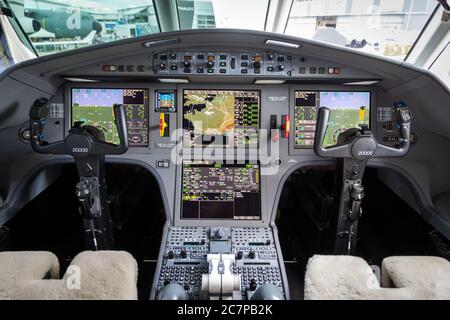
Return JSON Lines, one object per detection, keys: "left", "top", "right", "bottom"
{"left": 0, "top": 0, "right": 449, "bottom": 305}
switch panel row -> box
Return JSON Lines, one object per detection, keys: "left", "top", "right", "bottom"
{"left": 153, "top": 51, "right": 292, "bottom": 76}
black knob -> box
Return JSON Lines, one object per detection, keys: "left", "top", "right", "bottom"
{"left": 249, "top": 279, "right": 257, "bottom": 291}
{"left": 183, "top": 60, "right": 191, "bottom": 68}
{"left": 180, "top": 249, "right": 187, "bottom": 258}
{"left": 236, "top": 251, "right": 243, "bottom": 260}
{"left": 248, "top": 250, "right": 256, "bottom": 259}
{"left": 201, "top": 239, "right": 205, "bottom": 245}
{"left": 183, "top": 284, "right": 191, "bottom": 291}
{"left": 277, "top": 64, "right": 285, "bottom": 71}
{"left": 267, "top": 53, "right": 274, "bottom": 60}
{"left": 207, "top": 61, "right": 214, "bottom": 68}
{"left": 159, "top": 63, "right": 167, "bottom": 70}
{"left": 164, "top": 279, "right": 171, "bottom": 286}
{"left": 167, "top": 251, "right": 174, "bottom": 259}
{"left": 266, "top": 239, "right": 271, "bottom": 245}
{"left": 253, "top": 61, "right": 261, "bottom": 69}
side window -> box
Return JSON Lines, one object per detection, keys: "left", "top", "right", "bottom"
{"left": 0, "top": 22, "right": 13, "bottom": 73}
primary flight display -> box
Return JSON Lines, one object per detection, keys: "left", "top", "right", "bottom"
{"left": 294, "top": 91, "right": 371, "bottom": 148}
{"left": 182, "top": 90, "right": 260, "bottom": 147}
{"left": 72, "top": 88, "right": 149, "bottom": 146}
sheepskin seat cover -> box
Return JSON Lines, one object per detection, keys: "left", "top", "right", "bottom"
{"left": 381, "top": 256, "right": 450, "bottom": 300}
{"left": 0, "top": 251, "right": 60, "bottom": 299}
{"left": 0, "top": 251, "right": 138, "bottom": 300}
{"left": 304, "top": 255, "right": 450, "bottom": 300}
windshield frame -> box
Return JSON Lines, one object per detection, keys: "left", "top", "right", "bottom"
{"left": 404, "top": 3, "right": 441, "bottom": 62}
{"left": 2, "top": 0, "right": 37, "bottom": 56}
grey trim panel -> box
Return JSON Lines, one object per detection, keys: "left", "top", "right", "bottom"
{"left": 0, "top": 157, "right": 173, "bottom": 226}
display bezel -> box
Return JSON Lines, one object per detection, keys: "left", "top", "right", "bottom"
{"left": 181, "top": 89, "right": 262, "bottom": 148}
{"left": 180, "top": 160, "right": 262, "bottom": 221}
{"left": 70, "top": 87, "right": 150, "bottom": 147}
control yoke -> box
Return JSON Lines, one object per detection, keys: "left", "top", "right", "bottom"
{"left": 314, "top": 105, "right": 411, "bottom": 160}
{"left": 313, "top": 103, "right": 412, "bottom": 254}
{"left": 30, "top": 98, "right": 128, "bottom": 156}
{"left": 29, "top": 98, "right": 129, "bottom": 250}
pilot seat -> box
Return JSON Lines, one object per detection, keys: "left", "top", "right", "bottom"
{"left": 0, "top": 251, "right": 138, "bottom": 300}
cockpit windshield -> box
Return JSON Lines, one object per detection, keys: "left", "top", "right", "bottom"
{"left": 1, "top": 0, "right": 440, "bottom": 60}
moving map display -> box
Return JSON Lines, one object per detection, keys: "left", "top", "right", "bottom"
{"left": 72, "top": 88, "right": 149, "bottom": 146}
{"left": 183, "top": 90, "right": 260, "bottom": 147}
{"left": 181, "top": 161, "right": 261, "bottom": 220}
{"left": 294, "top": 91, "right": 370, "bottom": 148}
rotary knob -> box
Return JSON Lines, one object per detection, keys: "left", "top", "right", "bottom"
{"left": 159, "top": 63, "right": 167, "bottom": 70}
{"left": 180, "top": 248, "right": 187, "bottom": 258}
{"left": 236, "top": 251, "right": 243, "bottom": 260}
{"left": 182, "top": 60, "right": 191, "bottom": 68}
{"left": 277, "top": 64, "right": 285, "bottom": 71}
{"left": 248, "top": 250, "right": 256, "bottom": 259}
{"left": 167, "top": 250, "right": 174, "bottom": 259}
{"left": 267, "top": 53, "right": 274, "bottom": 60}
{"left": 253, "top": 61, "right": 261, "bottom": 69}
{"left": 207, "top": 60, "right": 215, "bottom": 68}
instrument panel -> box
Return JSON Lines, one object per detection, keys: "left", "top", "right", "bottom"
{"left": 68, "top": 87, "right": 378, "bottom": 151}
{"left": 153, "top": 51, "right": 292, "bottom": 76}
{"left": 293, "top": 91, "right": 371, "bottom": 148}
{"left": 71, "top": 88, "right": 149, "bottom": 146}
{"left": 181, "top": 161, "right": 261, "bottom": 220}
{"left": 182, "top": 89, "right": 260, "bottom": 148}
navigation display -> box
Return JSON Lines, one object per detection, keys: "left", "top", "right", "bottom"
{"left": 181, "top": 161, "right": 261, "bottom": 220}
{"left": 183, "top": 90, "right": 260, "bottom": 147}
{"left": 294, "top": 91, "right": 370, "bottom": 148}
{"left": 72, "top": 88, "right": 149, "bottom": 146}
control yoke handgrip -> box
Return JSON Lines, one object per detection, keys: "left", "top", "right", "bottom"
{"left": 92, "top": 104, "right": 129, "bottom": 154}
{"left": 313, "top": 107, "right": 351, "bottom": 158}
{"left": 375, "top": 117, "right": 411, "bottom": 158}
{"left": 30, "top": 99, "right": 128, "bottom": 155}
{"left": 30, "top": 98, "right": 66, "bottom": 154}
{"left": 313, "top": 106, "right": 412, "bottom": 159}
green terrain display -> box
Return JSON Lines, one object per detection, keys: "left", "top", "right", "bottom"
{"left": 294, "top": 91, "right": 371, "bottom": 148}
{"left": 184, "top": 90, "right": 235, "bottom": 135}
{"left": 323, "top": 106, "right": 369, "bottom": 147}
{"left": 72, "top": 105, "right": 119, "bottom": 144}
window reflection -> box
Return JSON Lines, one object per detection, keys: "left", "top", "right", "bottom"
{"left": 285, "top": 0, "right": 437, "bottom": 60}
{"left": 9, "top": 0, "right": 160, "bottom": 56}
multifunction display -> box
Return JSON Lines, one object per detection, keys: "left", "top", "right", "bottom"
{"left": 183, "top": 90, "right": 260, "bottom": 147}
{"left": 181, "top": 161, "right": 261, "bottom": 220}
{"left": 294, "top": 91, "right": 370, "bottom": 148}
{"left": 72, "top": 88, "right": 149, "bottom": 146}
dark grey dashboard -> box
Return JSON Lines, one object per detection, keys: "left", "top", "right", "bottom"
{"left": 0, "top": 29, "right": 449, "bottom": 239}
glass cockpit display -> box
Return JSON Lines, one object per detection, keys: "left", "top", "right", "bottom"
{"left": 72, "top": 88, "right": 149, "bottom": 146}
{"left": 155, "top": 91, "right": 176, "bottom": 113}
{"left": 294, "top": 91, "right": 370, "bottom": 148}
{"left": 181, "top": 161, "right": 261, "bottom": 220}
{"left": 182, "top": 90, "right": 260, "bottom": 147}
